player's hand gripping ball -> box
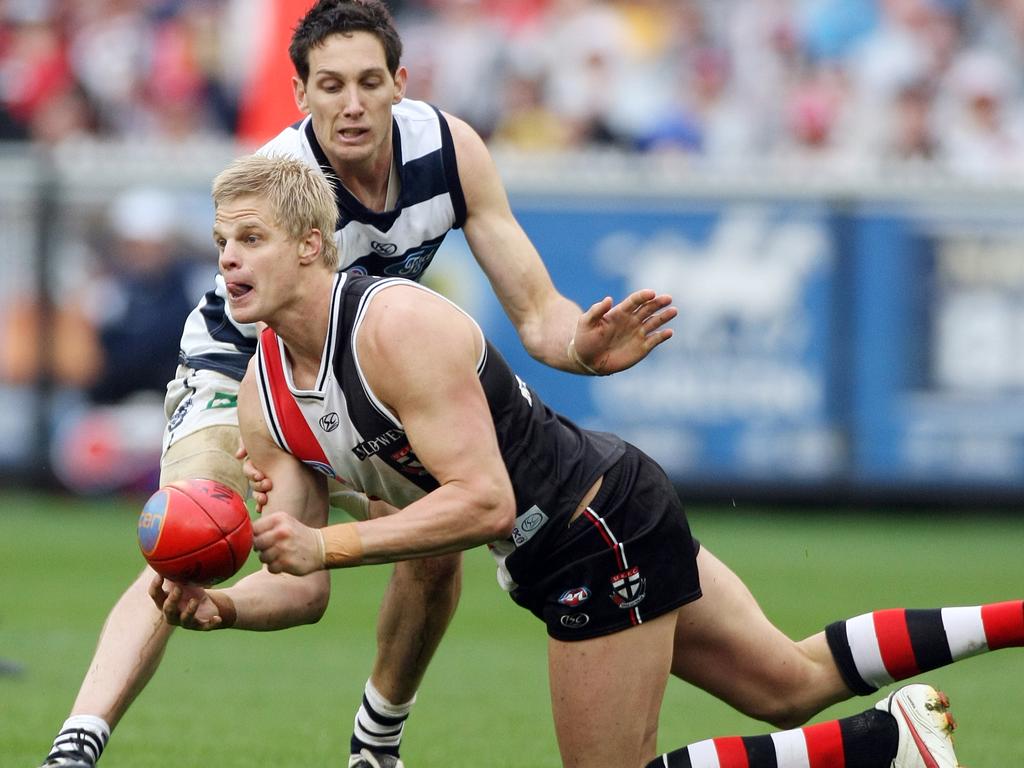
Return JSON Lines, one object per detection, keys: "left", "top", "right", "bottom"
{"left": 138, "top": 479, "right": 253, "bottom": 586}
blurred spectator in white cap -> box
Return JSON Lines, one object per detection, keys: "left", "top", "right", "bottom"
{"left": 76, "top": 186, "right": 212, "bottom": 404}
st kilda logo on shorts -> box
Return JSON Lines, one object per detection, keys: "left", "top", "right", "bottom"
{"left": 610, "top": 566, "right": 646, "bottom": 610}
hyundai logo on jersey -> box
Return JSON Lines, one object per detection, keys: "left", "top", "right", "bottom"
{"left": 319, "top": 412, "right": 340, "bottom": 432}
{"left": 371, "top": 241, "right": 398, "bottom": 255}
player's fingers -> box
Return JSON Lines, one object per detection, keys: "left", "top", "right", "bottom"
{"left": 161, "top": 585, "right": 184, "bottom": 624}
{"left": 641, "top": 306, "right": 678, "bottom": 332}
{"left": 148, "top": 574, "right": 165, "bottom": 599}
{"left": 643, "top": 328, "right": 674, "bottom": 350}
{"left": 626, "top": 288, "right": 657, "bottom": 311}
{"left": 582, "top": 296, "right": 614, "bottom": 323}
{"left": 181, "top": 598, "right": 199, "bottom": 626}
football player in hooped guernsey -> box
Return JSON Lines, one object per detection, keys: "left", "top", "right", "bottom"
{"left": 152, "top": 154, "right": 1024, "bottom": 768}
{"left": 38, "top": 4, "right": 678, "bottom": 768}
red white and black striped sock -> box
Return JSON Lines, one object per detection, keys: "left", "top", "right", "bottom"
{"left": 646, "top": 708, "right": 897, "bottom": 767}
{"left": 825, "top": 600, "right": 1024, "bottom": 694}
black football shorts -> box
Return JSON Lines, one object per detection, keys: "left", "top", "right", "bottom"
{"left": 509, "top": 443, "right": 702, "bottom": 641}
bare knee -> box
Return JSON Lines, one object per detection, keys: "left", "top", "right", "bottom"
{"left": 750, "top": 698, "right": 815, "bottom": 730}
{"left": 730, "top": 656, "right": 840, "bottom": 729}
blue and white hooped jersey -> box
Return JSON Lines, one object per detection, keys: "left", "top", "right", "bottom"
{"left": 179, "top": 98, "right": 467, "bottom": 380}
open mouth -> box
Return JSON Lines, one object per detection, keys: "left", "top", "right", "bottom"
{"left": 338, "top": 127, "right": 368, "bottom": 141}
{"left": 226, "top": 282, "right": 252, "bottom": 301}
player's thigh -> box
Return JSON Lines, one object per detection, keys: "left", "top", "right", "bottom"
{"left": 548, "top": 610, "right": 677, "bottom": 768}
{"left": 671, "top": 547, "right": 844, "bottom": 725}
{"left": 160, "top": 367, "right": 246, "bottom": 495}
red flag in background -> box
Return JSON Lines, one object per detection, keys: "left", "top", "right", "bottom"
{"left": 236, "top": 0, "right": 315, "bottom": 148}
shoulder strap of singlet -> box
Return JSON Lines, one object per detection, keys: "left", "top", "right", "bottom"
{"left": 255, "top": 326, "right": 333, "bottom": 468}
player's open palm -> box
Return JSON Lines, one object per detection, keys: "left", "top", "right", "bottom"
{"left": 253, "top": 511, "right": 323, "bottom": 576}
{"left": 148, "top": 575, "right": 227, "bottom": 631}
{"left": 573, "top": 289, "right": 676, "bottom": 374}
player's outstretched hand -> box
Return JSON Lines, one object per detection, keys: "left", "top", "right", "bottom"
{"left": 252, "top": 511, "right": 323, "bottom": 576}
{"left": 571, "top": 289, "right": 676, "bottom": 375}
{"left": 148, "top": 574, "right": 234, "bottom": 631}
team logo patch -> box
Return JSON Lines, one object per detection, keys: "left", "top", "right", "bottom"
{"left": 319, "top": 412, "right": 340, "bottom": 432}
{"left": 382, "top": 245, "right": 439, "bottom": 279}
{"left": 371, "top": 240, "right": 398, "bottom": 255}
{"left": 137, "top": 490, "right": 169, "bottom": 556}
{"left": 558, "top": 587, "right": 591, "bottom": 607}
{"left": 205, "top": 391, "right": 237, "bottom": 410}
{"left": 610, "top": 566, "right": 646, "bottom": 610}
{"left": 559, "top": 613, "right": 590, "bottom": 629}
{"left": 510, "top": 507, "right": 548, "bottom": 547}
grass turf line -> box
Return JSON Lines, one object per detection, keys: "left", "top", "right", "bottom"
{"left": 1, "top": 493, "right": 1021, "bottom": 766}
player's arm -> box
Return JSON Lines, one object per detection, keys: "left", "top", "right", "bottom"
{"left": 152, "top": 363, "right": 331, "bottom": 631}
{"left": 448, "top": 112, "right": 677, "bottom": 375}
{"left": 253, "top": 284, "right": 515, "bottom": 573}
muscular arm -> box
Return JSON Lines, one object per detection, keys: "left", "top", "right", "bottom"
{"left": 154, "top": 365, "right": 331, "bottom": 631}
{"left": 354, "top": 285, "right": 515, "bottom": 561}
{"left": 253, "top": 285, "right": 516, "bottom": 573}
{"left": 449, "top": 113, "right": 677, "bottom": 375}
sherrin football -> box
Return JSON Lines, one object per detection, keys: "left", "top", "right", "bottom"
{"left": 138, "top": 479, "right": 253, "bottom": 586}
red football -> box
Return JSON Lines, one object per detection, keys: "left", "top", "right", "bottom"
{"left": 138, "top": 479, "right": 253, "bottom": 586}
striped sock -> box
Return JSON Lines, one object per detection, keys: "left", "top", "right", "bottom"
{"left": 646, "top": 709, "right": 897, "bottom": 767}
{"left": 825, "top": 600, "right": 1024, "bottom": 694}
{"left": 350, "top": 679, "right": 416, "bottom": 758}
{"left": 47, "top": 716, "right": 110, "bottom": 765}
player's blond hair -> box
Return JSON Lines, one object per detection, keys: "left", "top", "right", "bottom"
{"left": 212, "top": 154, "right": 340, "bottom": 270}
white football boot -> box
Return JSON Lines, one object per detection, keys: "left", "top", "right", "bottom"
{"left": 876, "top": 684, "right": 961, "bottom": 768}
{"left": 348, "top": 749, "right": 405, "bottom": 768}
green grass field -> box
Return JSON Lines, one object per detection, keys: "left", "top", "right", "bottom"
{"left": 1, "top": 492, "right": 1022, "bottom": 767}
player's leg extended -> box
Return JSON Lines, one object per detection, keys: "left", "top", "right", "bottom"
{"left": 39, "top": 567, "right": 174, "bottom": 766}
{"left": 549, "top": 610, "right": 677, "bottom": 768}
{"left": 69, "top": 568, "right": 173, "bottom": 725}
{"left": 670, "top": 546, "right": 850, "bottom": 728}
{"left": 42, "top": 389, "right": 248, "bottom": 767}
{"left": 823, "top": 599, "right": 1024, "bottom": 695}
{"left": 350, "top": 553, "right": 462, "bottom": 762}
{"left": 675, "top": 545, "right": 1024, "bottom": 726}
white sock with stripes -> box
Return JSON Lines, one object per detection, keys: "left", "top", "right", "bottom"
{"left": 350, "top": 678, "right": 416, "bottom": 757}
{"left": 47, "top": 715, "right": 110, "bottom": 765}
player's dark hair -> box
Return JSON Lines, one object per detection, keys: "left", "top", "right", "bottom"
{"left": 290, "top": 0, "right": 403, "bottom": 82}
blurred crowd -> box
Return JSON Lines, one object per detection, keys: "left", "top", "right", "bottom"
{"left": 4, "top": 0, "right": 1024, "bottom": 177}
